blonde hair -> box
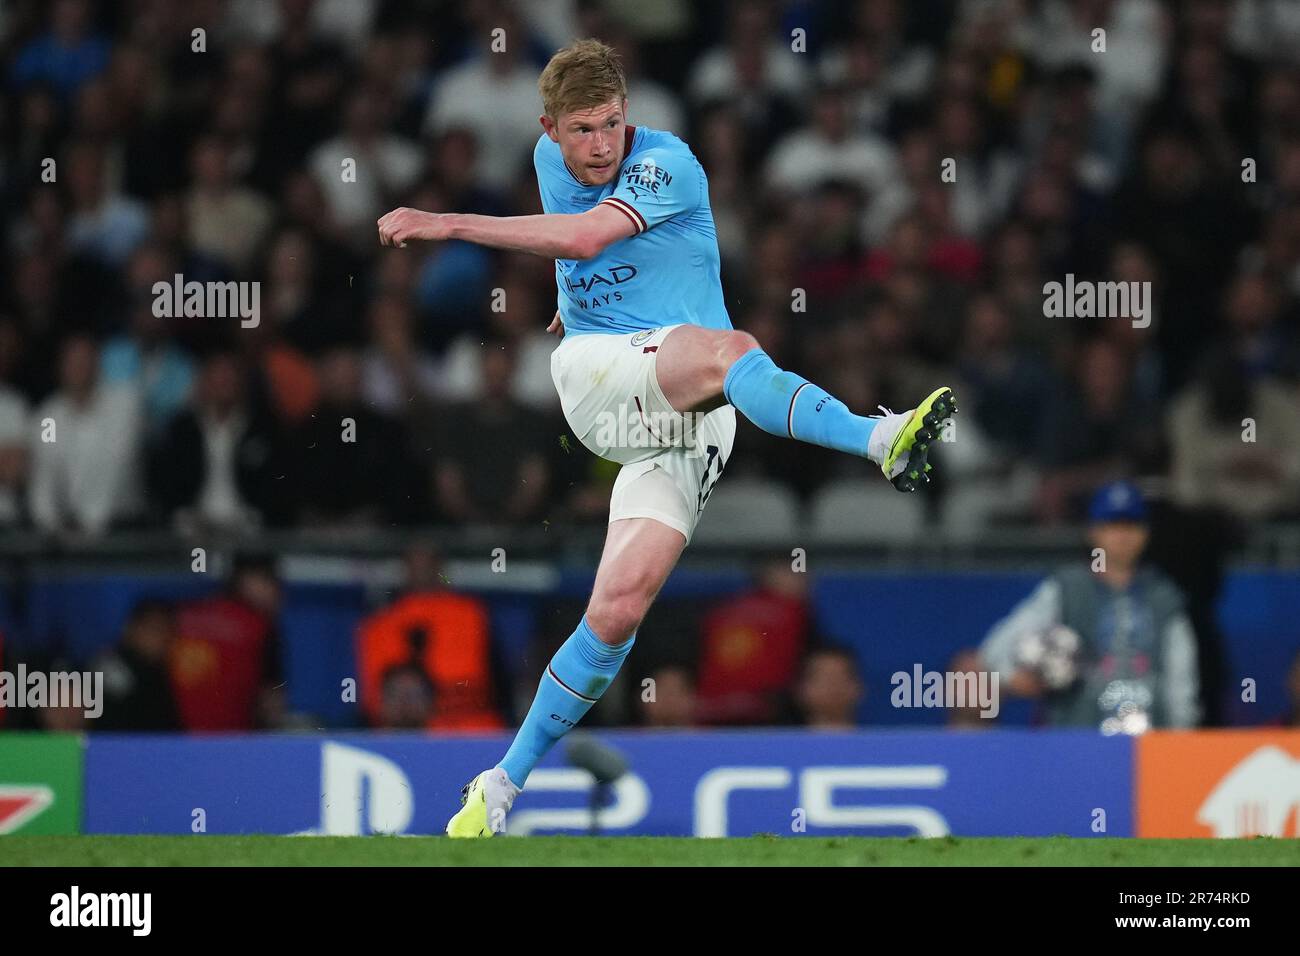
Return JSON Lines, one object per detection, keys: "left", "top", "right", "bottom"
{"left": 538, "top": 39, "right": 627, "bottom": 120}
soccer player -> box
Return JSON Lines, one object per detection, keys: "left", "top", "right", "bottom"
{"left": 377, "top": 39, "right": 957, "bottom": 837}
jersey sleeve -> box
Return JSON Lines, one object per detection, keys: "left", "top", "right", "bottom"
{"left": 533, "top": 134, "right": 564, "bottom": 214}
{"left": 600, "top": 146, "right": 702, "bottom": 234}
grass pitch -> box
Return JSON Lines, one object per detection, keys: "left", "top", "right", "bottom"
{"left": 2, "top": 835, "right": 1297, "bottom": 867}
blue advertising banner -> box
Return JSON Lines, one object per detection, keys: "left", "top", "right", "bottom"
{"left": 84, "top": 730, "right": 1131, "bottom": 838}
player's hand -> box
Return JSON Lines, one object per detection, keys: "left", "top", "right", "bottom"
{"left": 546, "top": 311, "right": 564, "bottom": 338}
{"left": 377, "top": 207, "right": 447, "bottom": 247}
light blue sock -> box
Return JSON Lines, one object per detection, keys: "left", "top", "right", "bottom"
{"left": 723, "top": 348, "right": 875, "bottom": 456}
{"left": 498, "top": 616, "right": 635, "bottom": 789}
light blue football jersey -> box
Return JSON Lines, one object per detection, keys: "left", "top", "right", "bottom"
{"left": 534, "top": 125, "right": 734, "bottom": 336}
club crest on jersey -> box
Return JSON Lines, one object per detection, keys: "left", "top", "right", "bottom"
{"left": 630, "top": 329, "right": 659, "bottom": 347}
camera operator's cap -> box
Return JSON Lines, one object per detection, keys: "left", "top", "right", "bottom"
{"left": 1088, "top": 480, "right": 1148, "bottom": 523}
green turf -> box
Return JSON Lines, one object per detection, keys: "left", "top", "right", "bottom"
{"left": 2, "top": 835, "right": 1297, "bottom": 866}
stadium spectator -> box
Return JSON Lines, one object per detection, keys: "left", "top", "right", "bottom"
{"left": 603, "top": 25, "right": 685, "bottom": 135}
{"left": 1231, "top": 0, "right": 1300, "bottom": 62}
{"left": 1099, "top": 243, "right": 1167, "bottom": 402}
{"left": 695, "top": 560, "right": 811, "bottom": 725}
{"left": 1113, "top": 118, "right": 1256, "bottom": 386}
{"left": 407, "top": 177, "right": 494, "bottom": 349}
{"left": 929, "top": 93, "right": 1021, "bottom": 239}
{"left": 438, "top": 267, "right": 559, "bottom": 412}
{"left": 795, "top": 646, "right": 864, "bottom": 730}
{"left": 421, "top": 6, "right": 543, "bottom": 191}
{"left": 860, "top": 213, "right": 976, "bottom": 347}
{"left": 1025, "top": 0, "right": 1168, "bottom": 128}
{"left": 956, "top": 292, "right": 1050, "bottom": 457}
{"left": 764, "top": 81, "right": 899, "bottom": 209}
{"left": 830, "top": 0, "right": 932, "bottom": 106}
{"left": 235, "top": 310, "right": 320, "bottom": 433}
{"left": 171, "top": 553, "right": 288, "bottom": 731}
{"left": 816, "top": 33, "right": 893, "bottom": 135}
{"left": 945, "top": 649, "right": 998, "bottom": 730}
{"left": 7, "top": 83, "right": 62, "bottom": 204}
{"left": 790, "top": 179, "right": 869, "bottom": 306}
{"left": 1168, "top": 353, "right": 1300, "bottom": 520}
{"left": 551, "top": 445, "right": 622, "bottom": 529}
{"left": 20, "top": 650, "right": 96, "bottom": 732}
{"left": 1035, "top": 338, "right": 1160, "bottom": 522}
{"left": 376, "top": 662, "right": 437, "bottom": 731}
{"left": 687, "top": 0, "right": 808, "bottom": 108}
{"left": 148, "top": 348, "right": 288, "bottom": 533}
{"left": 855, "top": 292, "right": 950, "bottom": 413}
{"left": 278, "top": 170, "right": 351, "bottom": 258}
{"left": 986, "top": 219, "right": 1051, "bottom": 349}
{"left": 433, "top": 344, "right": 550, "bottom": 524}
{"left": 222, "top": 0, "right": 381, "bottom": 50}
{"left": 64, "top": 139, "right": 148, "bottom": 268}
{"left": 256, "top": 0, "right": 350, "bottom": 182}
{"left": 0, "top": 321, "right": 29, "bottom": 527}
{"left": 691, "top": 104, "right": 751, "bottom": 269}
{"left": 198, "top": 52, "right": 277, "bottom": 201}
{"left": 99, "top": 242, "right": 197, "bottom": 436}
{"left": 290, "top": 346, "right": 415, "bottom": 527}
{"left": 422, "top": 126, "right": 509, "bottom": 221}
{"left": 9, "top": 0, "right": 110, "bottom": 100}
{"left": 185, "top": 136, "right": 273, "bottom": 276}
{"left": 142, "top": 194, "right": 229, "bottom": 311}
{"left": 92, "top": 599, "right": 182, "bottom": 732}
{"left": 356, "top": 544, "right": 503, "bottom": 731}
{"left": 980, "top": 481, "right": 1201, "bottom": 732}
{"left": 359, "top": 291, "right": 441, "bottom": 418}
{"left": 28, "top": 333, "right": 143, "bottom": 537}
{"left": 258, "top": 226, "right": 356, "bottom": 359}
{"left": 1218, "top": 271, "right": 1299, "bottom": 384}
{"left": 309, "top": 86, "right": 421, "bottom": 241}
{"left": 637, "top": 663, "right": 698, "bottom": 728}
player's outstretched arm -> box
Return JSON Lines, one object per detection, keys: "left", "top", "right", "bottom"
{"left": 377, "top": 204, "right": 635, "bottom": 260}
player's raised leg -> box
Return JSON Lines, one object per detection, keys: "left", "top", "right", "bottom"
{"left": 655, "top": 325, "right": 957, "bottom": 492}
{"left": 447, "top": 514, "right": 684, "bottom": 837}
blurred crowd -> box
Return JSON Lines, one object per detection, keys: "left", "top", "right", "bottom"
{"left": 0, "top": 546, "right": 893, "bottom": 732}
{"left": 1, "top": 0, "right": 1299, "bottom": 542}
{"left": 6, "top": 542, "right": 1298, "bottom": 733}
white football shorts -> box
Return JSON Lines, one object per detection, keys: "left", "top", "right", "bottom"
{"left": 550, "top": 324, "right": 735, "bottom": 542}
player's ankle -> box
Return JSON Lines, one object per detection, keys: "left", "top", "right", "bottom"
{"left": 867, "top": 411, "right": 906, "bottom": 464}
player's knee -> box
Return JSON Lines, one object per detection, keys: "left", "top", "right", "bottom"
{"left": 586, "top": 592, "right": 648, "bottom": 644}
{"left": 716, "top": 331, "right": 761, "bottom": 373}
